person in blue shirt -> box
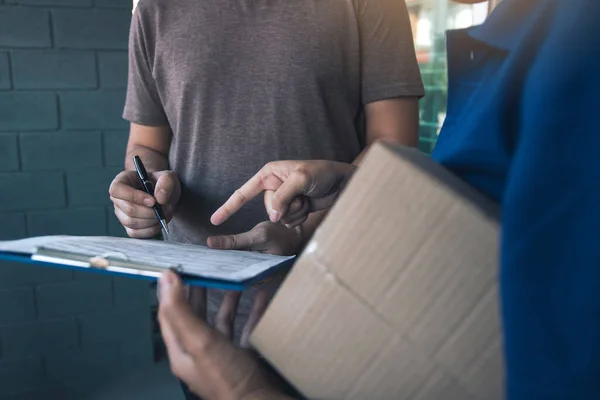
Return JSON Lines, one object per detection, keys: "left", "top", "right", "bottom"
{"left": 156, "top": 0, "right": 600, "bottom": 398}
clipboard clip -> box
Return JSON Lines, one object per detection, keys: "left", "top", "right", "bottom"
{"left": 33, "top": 246, "right": 183, "bottom": 278}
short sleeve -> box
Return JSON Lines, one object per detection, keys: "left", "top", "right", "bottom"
{"left": 357, "top": 0, "right": 425, "bottom": 104}
{"left": 122, "top": 6, "right": 169, "bottom": 127}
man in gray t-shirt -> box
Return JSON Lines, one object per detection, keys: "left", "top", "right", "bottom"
{"left": 109, "top": 0, "right": 423, "bottom": 395}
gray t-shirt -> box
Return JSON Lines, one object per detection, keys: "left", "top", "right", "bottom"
{"left": 124, "top": 0, "right": 423, "bottom": 339}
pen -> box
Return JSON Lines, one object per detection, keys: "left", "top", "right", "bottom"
{"left": 133, "top": 155, "right": 170, "bottom": 236}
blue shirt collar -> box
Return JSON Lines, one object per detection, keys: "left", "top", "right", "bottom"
{"left": 467, "top": 0, "right": 552, "bottom": 51}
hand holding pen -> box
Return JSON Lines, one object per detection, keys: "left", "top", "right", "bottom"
{"left": 109, "top": 157, "right": 181, "bottom": 239}
{"left": 133, "top": 155, "right": 171, "bottom": 236}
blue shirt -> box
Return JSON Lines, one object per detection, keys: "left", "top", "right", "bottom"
{"left": 432, "top": 0, "right": 600, "bottom": 398}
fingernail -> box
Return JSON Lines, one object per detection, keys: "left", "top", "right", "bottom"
{"left": 144, "top": 198, "right": 154, "bottom": 207}
{"left": 269, "top": 210, "right": 280, "bottom": 222}
{"left": 157, "top": 189, "right": 168, "bottom": 199}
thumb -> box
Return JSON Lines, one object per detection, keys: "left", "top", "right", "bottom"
{"left": 158, "top": 270, "right": 187, "bottom": 308}
{"left": 158, "top": 271, "right": 218, "bottom": 357}
{"left": 207, "top": 230, "right": 255, "bottom": 251}
{"left": 153, "top": 171, "right": 180, "bottom": 205}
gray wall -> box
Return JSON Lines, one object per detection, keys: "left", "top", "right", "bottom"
{"left": 0, "top": 0, "right": 155, "bottom": 397}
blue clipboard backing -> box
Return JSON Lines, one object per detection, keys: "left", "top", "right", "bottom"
{"left": 0, "top": 251, "right": 295, "bottom": 291}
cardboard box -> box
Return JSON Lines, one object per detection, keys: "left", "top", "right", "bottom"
{"left": 251, "top": 143, "right": 503, "bottom": 400}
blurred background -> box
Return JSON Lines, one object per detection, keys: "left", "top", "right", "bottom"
{"left": 407, "top": 0, "right": 489, "bottom": 153}
{"left": 0, "top": 0, "right": 492, "bottom": 398}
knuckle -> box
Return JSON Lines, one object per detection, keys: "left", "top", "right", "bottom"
{"left": 229, "top": 235, "right": 238, "bottom": 250}
{"left": 289, "top": 170, "right": 310, "bottom": 191}
{"left": 288, "top": 197, "right": 304, "bottom": 213}
{"left": 121, "top": 215, "right": 136, "bottom": 228}
{"left": 121, "top": 202, "right": 135, "bottom": 216}
{"left": 233, "top": 188, "right": 248, "bottom": 203}
{"left": 263, "top": 162, "right": 276, "bottom": 174}
{"left": 188, "top": 336, "right": 212, "bottom": 355}
{"left": 165, "top": 170, "right": 178, "bottom": 182}
{"left": 109, "top": 171, "right": 129, "bottom": 194}
{"left": 132, "top": 192, "right": 144, "bottom": 205}
{"left": 254, "top": 227, "right": 270, "bottom": 244}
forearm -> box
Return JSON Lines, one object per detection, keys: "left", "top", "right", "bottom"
{"left": 125, "top": 144, "right": 169, "bottom": 171}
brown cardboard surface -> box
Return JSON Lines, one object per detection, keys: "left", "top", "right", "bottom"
{"left": 251, "top": 143, "right": 502, "bottom": 400}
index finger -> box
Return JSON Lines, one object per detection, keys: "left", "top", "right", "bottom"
{"left": 210, "top": 171, "right": 271, "bottom": 226}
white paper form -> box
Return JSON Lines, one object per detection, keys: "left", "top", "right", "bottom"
{"left": 0, "top": 236, "right": 293, "bottom": 282}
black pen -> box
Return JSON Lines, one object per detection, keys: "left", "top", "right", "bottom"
{"left": 133, "top": 155, "right": 170, "bottom": 236}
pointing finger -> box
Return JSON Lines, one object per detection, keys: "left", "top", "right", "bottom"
{"left": 211, "top": 175, "right": 266, "bottom": 226}
{"left": 211, "top": 163, "right": 287, "bottom": 226}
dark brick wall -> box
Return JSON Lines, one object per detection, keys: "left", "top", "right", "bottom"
{"left": 0, "top": 0, "right": 156, "bottom": 397}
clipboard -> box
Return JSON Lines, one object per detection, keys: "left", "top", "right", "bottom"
{"left": 0, "top": 236, "right": 295, "bottom": 291}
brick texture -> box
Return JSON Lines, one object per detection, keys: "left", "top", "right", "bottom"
{"left": 0, "top": 134, "right": 19, "bottom": 171}
{"left": 0, "top": 7, "right": 50, "bottom": 48}
{"left": 0, "top": 172, "right": 65, "bottom": 212}
{"left": 20, "top": 131, "right": 103, "bottom": 170}
{"left": 0, "top": 92, "right": 58, "bottom": 131}
{"left": 11, "top": 50, "right": 97, "bottom": 89}
{"left": 0, "top": 0, "right": 155, "bottom": 394}
{"left": 98, "top": 51, "right": 127, "bottom": 88}
{"left": 79, "top": 308, "right": 152, "bottom": 346}
{"left": 107, "top": 206, "right": 128, "bottom": 237}
{"left": 52, "top": 9, "right": 131, "bottom": 50}
{"left": 114, "top": 277, "right": 154, "bottom": 308}
{"left": 61, "top": 91, "right": 127, "bottom": 129}
{"left": 45, "top": 344, "right": 120, "bottom": 383}
{"left": 102, "top": 130, "right": 128, "bottom": 166}
{"left": 36, "top": 279, "right": 113, "bottom": 317}
{"left": 6, "top": 0, "right": 92, "bottom": 6}
{"left": 0, "top": 358, "right": 45, "bottom": 396}
{"left": 0, "top": 213, "right": 27, "bottom": 240}
{"left": 0, "top": 261, "right": 72, "bottom": 289}
{"left": 94, "top": 0, "right": 130, "bottom": 8}
{"left": 0, "top": 317, "right": 78, "bottom": 359}
{"left": 27, "top": 207, "right": 108, "bottom": 236}
{"left": 0, "top": 287, "right": 36, "bottom": 324}
{"left": 0, "top": 52, "right": 9, "bottom": 89}
{"left": 66, "top": 168, "right": 120, "bottom": 206}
